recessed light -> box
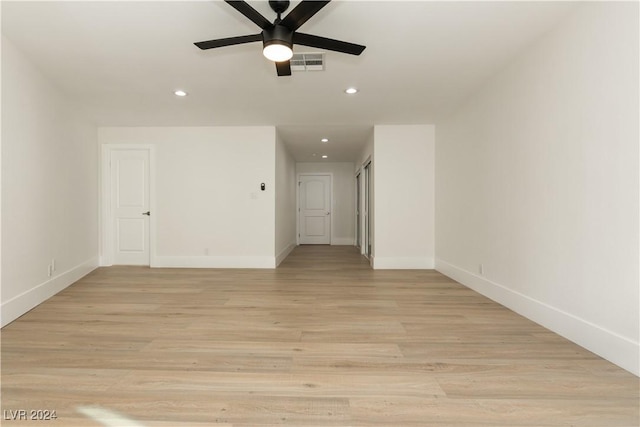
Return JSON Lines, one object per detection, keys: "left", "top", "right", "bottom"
{"left": 345, "top": 87, "right": 358, "bottom": 94}
{"left": 321, "top": 138, "right": 329, "bottom": 143}
{"left": 322, "top": 155, "right": 328, "bottom": 159}
{"left": 174, "top": 90, "right": 188, "bottom": 97}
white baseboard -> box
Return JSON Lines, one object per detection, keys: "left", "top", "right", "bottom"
{"left": 152, "top": 256, "right": 276, "bottom": 269}
{"left": 435, "top": 258, "right": 640, "bottom": 376}
{"left": 373, "top": 256, "right": 434, "bottom": 269}
{"left": 276, "top": 243, "right": 296, "bottom": 266}
{"left": 331, "top": 238, "right": 355, "bottom": 246}
{"left": 1, "top": 257, "right": 99, "bottom": 327}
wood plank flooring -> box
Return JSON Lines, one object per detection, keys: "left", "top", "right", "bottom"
{"left": 2, "top": 246, "right": 638, "bottom": 426}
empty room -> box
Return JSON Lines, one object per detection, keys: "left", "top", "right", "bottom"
{"left": 1, "top": 1, "right": 638, "bottom": 426}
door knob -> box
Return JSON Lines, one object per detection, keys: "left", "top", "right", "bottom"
{"left": 142, "top": 211, "right": 151, "bottom": 216}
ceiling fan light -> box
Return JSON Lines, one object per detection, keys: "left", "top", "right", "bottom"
{"left": 263, "top": 43, "right": 293, "bottom": 62}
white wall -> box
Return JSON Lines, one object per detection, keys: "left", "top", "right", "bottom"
{"left": 436, "top": 2, "right": 639, "bottom": 375}
{"left": 356, "top": 131, "right": 374, "bottom": 173}
{"left": 275, "top": 132, "right": 296, "bottom": 265}
{"left": 1, "top": 35, "right": 99, "bottom": 326}
{"left": 374, "top": 125, "right": 435, "bottom": 269}
{"left": 296, "top": 162, "right": 356, "bottom": 245}
{"left": 99, "top": 126, "right": 277, "bottom": 268}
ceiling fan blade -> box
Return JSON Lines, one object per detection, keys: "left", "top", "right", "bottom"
{"left": 194, "top": 33, "right": 262, "bottom": 50}
{"left": 276, "top": 60, "right": 292, "bottom": 76}
{"left": 225, "top": 0, "right": 272, "bottom": 29}
{"left": 293, "top": 33, "right": 366, "bottom": 55}
{"left": 280, "top": 0, "right": 331, "bottom": 31}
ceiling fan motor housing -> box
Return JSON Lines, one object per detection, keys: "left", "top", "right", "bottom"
{"left": 263, "top": 25, "right": 293, "bottom": 50}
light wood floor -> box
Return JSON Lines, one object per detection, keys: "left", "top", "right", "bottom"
{"left": 2, "top": 246, "right": 638, "bottom": 426}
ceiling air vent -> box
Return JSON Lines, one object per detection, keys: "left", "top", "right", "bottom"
{"left": 291, "top": 53, "right": 325, "bottom": 72}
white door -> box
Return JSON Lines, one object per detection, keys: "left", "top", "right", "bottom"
{"left": 299, "top": 175, "right": 331, "bottom": 244}
{"left": 111, "top": 149, "right": 150, "bottom": 265}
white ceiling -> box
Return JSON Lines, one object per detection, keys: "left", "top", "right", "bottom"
{"left": 2, "top": 1, "right": 576, "bottom": 161}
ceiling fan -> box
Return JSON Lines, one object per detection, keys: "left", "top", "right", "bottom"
{"left": 194, "top": 0, "right": 366, "bottom": 76}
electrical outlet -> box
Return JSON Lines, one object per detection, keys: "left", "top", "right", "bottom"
{"left": 51, "top": 258, "right": 56, "bottom": 272}
{"left": 479, "top": 264, "right": 484, "bottom": 275}
{"left": 204, "top": 248, "right": 210, "bottom": 256}
{"left": 47, "top": 264, "right": 52, "bottom": 277}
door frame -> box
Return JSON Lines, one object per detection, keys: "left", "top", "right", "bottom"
{"left": 296, "top": 173, "right": 333, "bottom": 245}
{"left": 355, "top": 170, "right": 361, "bottom": 249}
{"left": 359, "top": 157, "right": 372, "bottom": 261}
{"left": 100, "top": 144, "right": 156, "bottom": 267}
